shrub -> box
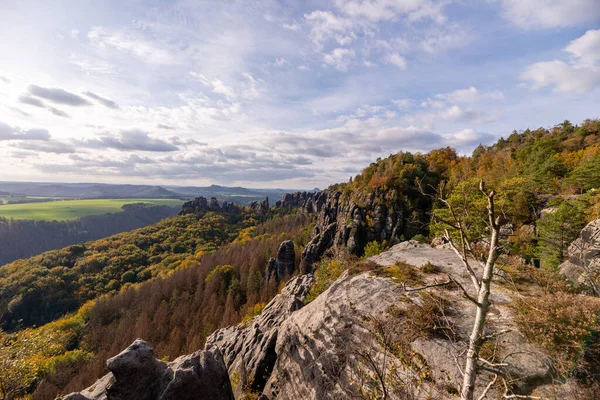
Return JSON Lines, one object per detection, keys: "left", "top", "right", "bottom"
{"left": 373, "top": 262, "right": 422, "bottom": 286}
{"left": 513, "top": 293, "right": 600, "bottom": 375}
{"left": 305, "top": 258, "right": 346, "bottom": 303}
{"left": 242, "top": 302, "right": 266, "bottom": 323}
{"left": 363, "top": 240, "right": 387, "bottom": 258}
{"left": 411, "top": 234, "right": 428, "bottom": 243}
{"left": 422, "top": 262, "right": 441, "bottom": 274}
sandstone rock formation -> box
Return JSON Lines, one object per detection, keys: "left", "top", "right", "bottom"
{"left": 559, "top": 218, "right": 600, "bottom": 294}
{"left": 179, "top": 196, "right": 241, "bottom": 215}
{"left": 59, "top": 339, "right": 234, "bottom": 400}
{"left": 64, "top": 243, "right": 591, "bottom": 399}
{"left": 205, "top": 274, "right": 314, "bottom": 397}
{"left": 265, "top": 240, "right": 296, "bottom": 282}
{"left": 275, "top": 190, "right": 430, "bottom": 272}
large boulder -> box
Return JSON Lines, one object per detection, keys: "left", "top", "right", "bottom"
{"left": 205, "top": 274, "right": 314, "bottom": 397}
{"left": 559, "top": 219, "right": 600, "bottom": 293}
{"left": 58, "top": 340, "right": 234, "bottom": 400}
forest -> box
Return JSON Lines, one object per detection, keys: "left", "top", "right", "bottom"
{"left": 0, "top": 204, "right": 179, "bottom": 266}
{"left": 0, "top": 118, "right": 599, "bottom": 400}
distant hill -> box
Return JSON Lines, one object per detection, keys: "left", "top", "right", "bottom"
{"left": 0, "top": 182, "right": 319, "bottom": 204}
{"left": 0, "top": 182, "right": 178, "bottom": 198}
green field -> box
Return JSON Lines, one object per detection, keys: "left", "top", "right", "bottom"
{"left": 0, "top": 198, "right": 184, "bottom": 221}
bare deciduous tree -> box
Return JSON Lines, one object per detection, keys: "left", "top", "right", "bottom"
{"left": 420, "top": 179, "right": 508, "bottom": 400}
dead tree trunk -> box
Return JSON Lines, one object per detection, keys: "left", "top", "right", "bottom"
{"left": 460, "top": 187, "right": 504, "bottom": 400}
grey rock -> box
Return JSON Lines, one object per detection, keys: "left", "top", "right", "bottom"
{"left": 277, "top": 188, "right": 425, "bottom": 272}
{"left": 205, "top": 274, "right": 314, "bottom": 397}
{"left": 559, "top": 219, "right": 600, "bottom": 292}
{"left": 266, "top": 241, "right": 296, "bottom": 282}
{"left": 58, "top": 340, "right": 233, "bottom": 400}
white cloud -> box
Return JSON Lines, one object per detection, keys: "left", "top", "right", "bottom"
{"left": 70, "top": 54, "right": 115, "bottom": 75}
{"left": 324, "top": 48, "right": 355, "bottom": 71}
{"left": 274, "top": 58, "right": 287, "bottom": 67}
{"left": 363, "top": 59, "right": 376, "bottom": 68}
{"left": 434, "top": 87, "right": 504, "bottom": 103}
{"left": 386, "top": 53, "right": 407, "bottom": 70}
{"left": 521, "top": 29, "right": 600, "bottom": 93}
{"left": 282, "top": 23, "right": 301, "bottom": 31}
{"left": 521, "top": 61, "right": 600, "bottom": 93}
{"left": 334, "top": 0, "right": 448, "bottom": 24}
{"left": 392, "top": 99, "right": 414, "bottom": 109}
{"left": 190, "top": 72, "right": 237, "bottom": 99}
{"left": 88, "top": 26, "right": 178, "bottom": 65}
{"left": 565, "top": 29, "right": 600, "bottom": 66}
{"left": 500, "top": 0, "right": 600, "bottom": 29}
{"left": 420, "top": 25, "right": 470, "bottom": 54}
{"left": 304, "top": 10, "right": 354, "bottom": 48}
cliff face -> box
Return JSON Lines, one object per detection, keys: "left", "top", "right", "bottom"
{"left": 276, "top": 189, "right": 429, "bottom": 272}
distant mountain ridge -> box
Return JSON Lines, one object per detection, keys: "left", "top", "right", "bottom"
{"left": 0, "top": 181, "right": 320, "bottom": 204}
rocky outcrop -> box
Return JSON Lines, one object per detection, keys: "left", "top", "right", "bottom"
{"left": 248, "top": 197, "right": 270, "bottom": 216}
{"left": 265, "top": 240, "right": 296, "bottom": 282}
{"left": 559, "top": 218, "right": 600, "bottom": 293}
{"left": 275, "top": 189, "right": 429, "bottom": 272}
{"left": 205, "top": 274, "right": 314, "bottom": 397}
{"left": 179, "top": 196, "right": 240, "bottom": 215}
{"left": 65, "top": 243, "right": 585, "bottom": 399}
{"left": 59, "top": 339, "right": 234, "bottom": 400}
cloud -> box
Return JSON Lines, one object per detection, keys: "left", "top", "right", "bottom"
{"left": 19, "top": 95, "right": 45, "bottom": 108}
{"left": 334, "top": 0, "right": 448, "bottom": 24}
{"left": 77, "top": 130, "right": 180, "bottom": 152}
{"left": 500, "top": 0, "right": 600, "bottom": 29}
{"left": 386, "top": 53, "right": 407, "bottom": 70}
{"left": 565, "top": 29, "right": 600, "bottom": 66}
{"left": 0, "top": 76, "right": 10, "bottom": 83}
{"left": 190, "top": 72, "right": 237, "bottom": 100}
{"left": 420, "top": 25, "right": 470, "bottom": 54}
{"left": 521, "top": 29, "right": 600, "bottom": 93}
{"left": 70, "top": 54, "right": 115, "bottom": 75}
{"left": 88, "top": 26, "right": 178, "bottom": 65}
{"left": 282, "top": 23, "right": 301, "bottom": 31}
{"left": 28, "top": 85, "right": 92, "bottom": 106}
{"left": 48, "top": 107, "right": 70, "bottom": 118}
{"left": 324, "top": 48, "right": 355, "bottom": 71}
{"left": 12, "top": 140, "right": 75, "bottom": 154}
{"left": 304, "top": 10, "right": 354, "bottom": 48}
{"left": 83, "top": 91, "right": 120, "bottom": 109}
{"left": 0, "top": 122, "right": 51, "bottom": 141}
{"left": 392, "top": 99, "right": 415, "bottom": 110}
{"left": 434, "top": 87, "right": 504, "bottom": 103}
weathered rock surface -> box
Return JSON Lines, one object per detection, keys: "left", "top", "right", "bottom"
{"left": 58, "top": 339, "right": 234, "bottom": 400}
{"left": 265, "top": 240, "right": 296, "bottom": 282}
{"left": 559, "top": 218, "right": 600, "bottom": 293}
{"left": 205, "top": 274, "right": 314, "bottom": 397}
{"left": 277, "top": 190, "right": 430, "bottom": 272}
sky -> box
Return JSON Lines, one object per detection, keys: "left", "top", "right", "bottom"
{"left": 0, "top": 0, "right": 599, "bottom": 189}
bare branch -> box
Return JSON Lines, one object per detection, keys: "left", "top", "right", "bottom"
{"left": 448, "top": 276, "right": 482, "bottom": 307}
{"left": 445, "top": 229, "right": 481, "bottom": 291}
{"left": 477, "top": 374, "right": 498, "bottom": 400}
{"left": 402, "top": 279, "right": 452, "bottom": 292}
